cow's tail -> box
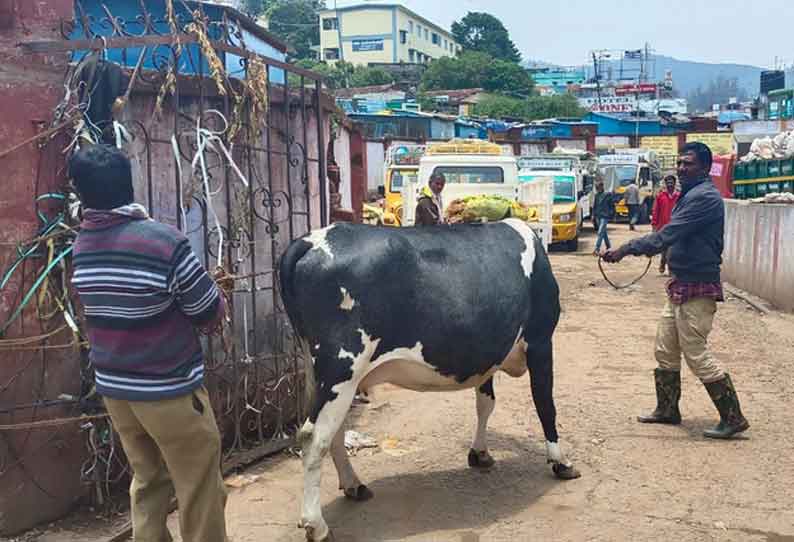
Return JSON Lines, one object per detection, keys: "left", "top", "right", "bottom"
{"left": 296, "top": 336, "right": 316, "bottom": 448}
{"left": 278, "top": 239, "right": 317, "bottom": 441}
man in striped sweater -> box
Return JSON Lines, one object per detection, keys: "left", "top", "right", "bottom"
{"left": 70, "top": 145, "right": 228, "bottom": 542}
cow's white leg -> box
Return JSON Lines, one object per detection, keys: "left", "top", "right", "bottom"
{"left": 300, "top": 384, "right": 356, "bottom": 541}
{"left": 330, "top": 427, "right": 372, "bottom": 501}
{"left": 469, "top": 377, "right": 496, "bottom": 469}
{"left": 300, "top": 332, "right": 379, "bottom": 541}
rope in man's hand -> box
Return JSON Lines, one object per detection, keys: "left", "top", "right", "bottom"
{"left": 598, "top": 254, "right": 654, "bottom": 290}
{"left": 212, "top": 266, "right": 235, "bottom": 300}
{"left": 202, "top": 266, "right": 273, "bottom": 337}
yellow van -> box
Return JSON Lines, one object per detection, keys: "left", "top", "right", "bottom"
{"left": 376, "top": 145, "right": 425, "bottom": 226}
{"left": 519, "top": 171, "right": 581, "bottom": 251}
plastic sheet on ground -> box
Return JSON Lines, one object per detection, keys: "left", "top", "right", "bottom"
{"left": 380, "top": 436, "right": 422, "bottom": 457}
{"left": 225, "top": 474, "right": 262, "bottom": 489}
{"left": 344, "top": 430, "right": 379, "bottom": 454}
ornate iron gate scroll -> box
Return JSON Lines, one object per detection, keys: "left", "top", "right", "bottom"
{"left": 45, "top": 0, "right": 328, "bottom": 464}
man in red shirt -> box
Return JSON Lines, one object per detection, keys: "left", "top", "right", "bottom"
{"left": 652, "top": 175, "right": 680, "bottom": 274}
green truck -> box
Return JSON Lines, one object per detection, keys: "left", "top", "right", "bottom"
{"left": 733, "top": 158, "right": 794, "bottom": 199}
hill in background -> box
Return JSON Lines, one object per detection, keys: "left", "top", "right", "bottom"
{"left": 527, "top": 55, "right": 765, "bottom": 97}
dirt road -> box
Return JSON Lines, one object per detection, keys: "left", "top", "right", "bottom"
{"left": 29, "top": 225, "right": 794, "bottom": 542}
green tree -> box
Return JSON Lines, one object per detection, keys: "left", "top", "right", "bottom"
{"left": 242, "top": 0, "right": 325, "bottom": 61}
{"left": 419, "top": 52, "right": 489, "bottom": 91}
{"left": 524, "top": 94, "right": 586, "bottom": 120}
{"left": 451, "top": 12, "right": 521, "bottom": 63}
{"left": 473, "top": 93, "right": 586, "bottom": 121}
{"left": 417, "top": 93, "right": 437, "bottom": 112}
{"left": 242, "top": 0, "right": 265, "bottom": 14}
{"left": 292, "top": 60, "right": 394, "bottom": 89}
{"left": 472, "top": 94, "right": 528, "bottom": 119}
{"left": 349, "top": 65, "right": 393, "bottom": 87}
{"left": 419, "top": 52, "right": 533, "bottom": 96}
{"left": 484, "top": 59, "right": 534, "bottom": 97}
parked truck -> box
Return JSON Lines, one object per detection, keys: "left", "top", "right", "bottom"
{"left": 597, "top": 150, "right": 661, "bottom": 224}
{"left": 517, "top": 155, "right": 592, "bottom": 251}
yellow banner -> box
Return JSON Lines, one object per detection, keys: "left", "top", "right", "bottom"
{"left": 685, "top": 133, "right": 734, "bottom": 156}
{"left": 640, "top": 136, "right": 679, "bottom": 155}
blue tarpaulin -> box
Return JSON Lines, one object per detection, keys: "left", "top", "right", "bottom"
{"left": 718, "top": 111, "right": 750, "bottom": 125}
{"left": 70, "top": 0, "right": 287, "bottom": 83}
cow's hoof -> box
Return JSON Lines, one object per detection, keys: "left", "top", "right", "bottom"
{"left": 552, "top": 463, "right": 581, "bottom": 480}
{"left": 304, "top": 525, "right": 334, "bottom": 541}
{"left": 468, "top": 449, "right": 495, "bottom": 469}
{"left": 344, "top": 484, "right": 374, "bottom": 501}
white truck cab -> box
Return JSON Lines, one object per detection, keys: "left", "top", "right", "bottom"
{"left": 401, "top": 139, "right": 554, "bottom": 248}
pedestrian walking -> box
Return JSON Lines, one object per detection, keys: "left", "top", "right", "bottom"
{"left": 624, "top": 180, "right": 641, "bottom": 231}
{"left": 652, "top": 175, "right": 680, "bottom": 274}
{"left": 603, "top": 142, "right": 749, "bottom": 439}
{"left": 69, "top": 145, "right": 229, "bottom": 541}
{"left": 592, "top": 181, "right": 615, "bottom": 255}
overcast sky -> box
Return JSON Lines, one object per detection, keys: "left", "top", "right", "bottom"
{"left": 334, "top": 0, "right": 789, "bottom": 69}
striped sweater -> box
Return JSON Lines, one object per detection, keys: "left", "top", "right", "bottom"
{"left": 72, "top": 207, "right": 224, "bottom": 401}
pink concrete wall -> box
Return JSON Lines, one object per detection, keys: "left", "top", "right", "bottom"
{"left": 723, "top": 200, "right": 794, "bottom": 312}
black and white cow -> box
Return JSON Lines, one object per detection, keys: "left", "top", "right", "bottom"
{"left": 279, "top": 219, "right": 580, "bottom": 541}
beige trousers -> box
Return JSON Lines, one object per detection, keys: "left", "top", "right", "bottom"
{"left": 655, "top": 297, "right": 726, "bottom": 383}
{"left": 104, "top": 386, "right": 227, "bottom": 542}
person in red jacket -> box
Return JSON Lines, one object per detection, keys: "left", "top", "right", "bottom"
{"left": 652, "top": 175, "right": 680, "bottom": 274}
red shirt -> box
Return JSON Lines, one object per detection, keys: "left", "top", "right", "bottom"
{"left": 652, "top": 190, "right": 680, "bottom": 231}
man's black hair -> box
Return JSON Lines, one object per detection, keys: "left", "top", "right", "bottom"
{"left": 681, "top": 142, "right": 713, "bottom": 171}
{"left": 69, "top": 144, "right": 134, "bottom": 210}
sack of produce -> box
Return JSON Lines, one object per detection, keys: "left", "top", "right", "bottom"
{"left": 460, "top": 195, "right": 512, "bottom": 222}
{"left": 362, "top": 203, "right": 384, "bottom": 225}
{"left": 510, "top": 201, "right": 539, "bottom": 221}
{"left": 445, "top": 199, "right": 467, "bottom": 218}
{"left": 445, "top": 195, "right": 538, "bottom": 223}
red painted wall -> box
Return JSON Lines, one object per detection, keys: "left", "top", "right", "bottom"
{"left": 711, "top": 155, "right": 735, "bottom": 198}
{"left": 0, "top": 1, "right": 89, "bottom": 536}
{"left": 349, "top": 128, "right": 367, "bottom": 223}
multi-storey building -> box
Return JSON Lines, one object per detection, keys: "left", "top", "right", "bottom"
{"left": 318, "top": 3, "right": 461, "bottom": 66}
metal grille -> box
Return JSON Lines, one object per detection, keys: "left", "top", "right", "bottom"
{"left": 6, "top": 0, "right": 329, "bottom": 501}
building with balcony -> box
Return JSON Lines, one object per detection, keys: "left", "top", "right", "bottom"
{"left": 319, "top": 3, "right": 460, "bottom": 66}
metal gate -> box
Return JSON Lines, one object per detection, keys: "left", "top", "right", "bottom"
{"left": 2, "top": 0, "right": 329, "bottom": 520}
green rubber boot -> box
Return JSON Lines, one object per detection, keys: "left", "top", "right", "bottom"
{"left": 637, "top": 369, "right": 682, "bottom": 425}
{"left": 703, "top": 374, "right": 750, "bottom": 439}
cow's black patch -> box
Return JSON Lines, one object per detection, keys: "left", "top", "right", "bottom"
{"left": 478, "top": 377, "right": 495, "bottom": 400}
{"left": 281, "top": 222, "right": 560, "bottom": 422}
